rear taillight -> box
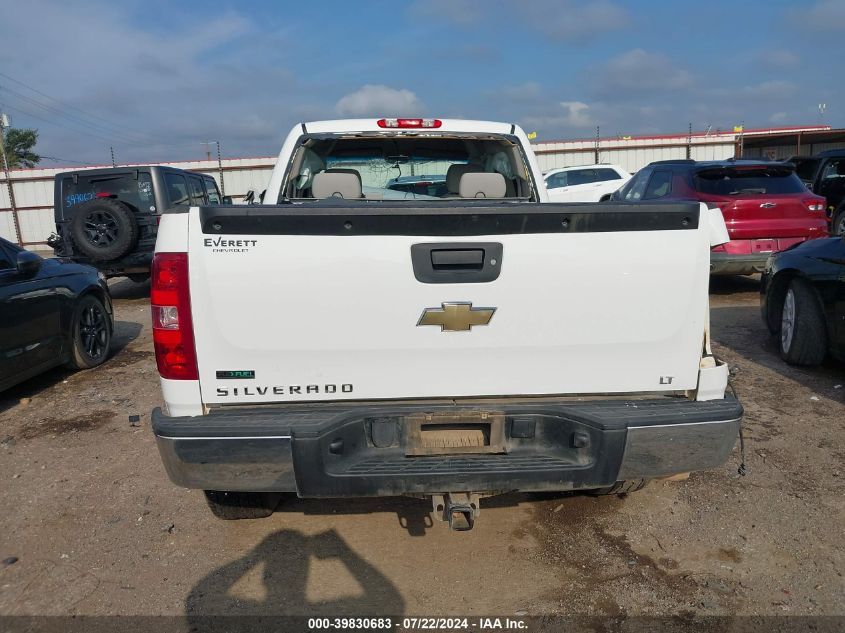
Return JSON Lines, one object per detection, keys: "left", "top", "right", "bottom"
{"left": 803, "top": 198, "right": 826, "bottom": 213}
{"left": 377, "top": 118, "right": 442, "bottom": 129}
{"left": 151, "top": 252, "right": 198, "bottom": 380}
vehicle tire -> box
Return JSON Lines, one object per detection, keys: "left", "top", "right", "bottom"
{"left": 203, "top": 490, "right": 280, "bottom": 520}
{"left": 70, "top": 199, "right": 138, "bottom": 262}
{"left": 588, "top": 479, "right": 648, "bottom": 496}
{"left": 779, "top": 279, "right": 827, "bottom": 366}
{"left": 126, "top": 273, "right": 150, "bottom": 284}
{"left": 833, "top": 208, "right": 845, "bottom": 236}
{"left": 66, "top": 295, "right": 112, "bottom": 369}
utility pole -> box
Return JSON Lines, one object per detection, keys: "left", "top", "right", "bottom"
{"left": 0, "top": 112, "right": 23, "bottom": 245}
{"left": 594, "top": 126, "right": 600, "bottom": 164}
{"left": 686, "top": 122, "right": 692, "bottom": 159}
{"left": 201, "top": 141, "right": 213, "bottom": 161}
{"left": 216, "top": 140, "right": 224, "bottom": 196}
{"left": 110, "top": 146, "right": 116, "bottom": 167}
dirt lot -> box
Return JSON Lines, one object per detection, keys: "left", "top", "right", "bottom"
{"left": 0, "top": 276, "right": 843, "bottom": 623}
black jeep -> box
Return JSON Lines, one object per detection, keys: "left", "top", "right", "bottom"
{"left": 787, "top": 150, "right": 845, "bottom": 235}
{"left": 49, "top": 166, "right": 227, "bottom": 281}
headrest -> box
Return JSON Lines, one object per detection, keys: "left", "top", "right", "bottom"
{"left": 459, "top": 172, "right": 507, "bottom": 198}
{"left": 446, "top": 163, "right": 483, "bottom": 193}
{"left": 312, "top": 171, "right": 362, "bottom": 199}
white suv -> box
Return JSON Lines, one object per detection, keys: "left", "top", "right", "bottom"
{"left": 543, "top": 164, "right": 630, "bottom": 202}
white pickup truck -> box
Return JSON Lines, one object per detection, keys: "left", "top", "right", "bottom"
{"left": 150, "top": 117, "right": 742, "bottom": 530}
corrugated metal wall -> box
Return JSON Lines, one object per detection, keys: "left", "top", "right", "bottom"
{"left": 1, "top": 157, "right": 275, "bottom": 246}
{"left": 1, "top": 125, "right": 838, "bottom": 247}
{"left": 532, "top": 132, "right": 740, "bottom": 174}
{"left": 742, "top": 141, "right": 845, "bottom": 160}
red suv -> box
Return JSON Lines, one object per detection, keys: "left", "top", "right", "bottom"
{"left": 607, "top": 160, "right": 829, "bottom": 275}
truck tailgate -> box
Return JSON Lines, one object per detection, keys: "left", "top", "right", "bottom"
{"left": 184, "top": 202, "right": 711, "bottom": 405}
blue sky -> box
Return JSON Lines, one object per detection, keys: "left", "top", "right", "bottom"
{"left": 1, "top": 0, "right": 842, "bottom": 165}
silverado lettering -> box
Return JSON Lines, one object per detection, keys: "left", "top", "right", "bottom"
{"left": 215, "top": 384, "right": 353, "bottom": 397}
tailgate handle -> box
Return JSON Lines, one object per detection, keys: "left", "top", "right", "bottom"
{"left": 431, "top": 249, "right": 484, "bottom": 270}
{"left": 411, "top": 242, "right": 503, "bottom": 284}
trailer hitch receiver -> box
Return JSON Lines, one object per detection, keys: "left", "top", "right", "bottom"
{"left": 432, "top": 493, "right": 480, "bottom": 531}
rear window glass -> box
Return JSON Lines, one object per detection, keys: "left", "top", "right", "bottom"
{"left": 62, "top": 172, "right": 153, "bottom": 211}
{"left": 792, "top": 159, "right": 818, "bottom": 182}
{"left": 283, "top": 135, "right": 533, "bottom": 202}
{"left": 387, "top": 177, "right": 448, "bottom": 197}
{"left": 187, "top": 176, "right": 205, "bottom": 205}
{"left": 545, "top": 172, "right": 568, "bottom": 189}
{"left": 643, "top": 170, "right": 672, "bottom": 199}
{"left": 693, "top": 168, "right": 805, "bottom": 195}
{"left": 204, "top": 178, "right": 221, "bottom": 204}
{"left": 164, "top": 173, "right": 190, "bottom": 206}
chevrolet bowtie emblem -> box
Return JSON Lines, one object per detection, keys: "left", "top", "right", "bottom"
{"left": 417, "top": 302, "right": 496, "bottom": 332}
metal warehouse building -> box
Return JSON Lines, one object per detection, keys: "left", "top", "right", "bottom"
{"left": 2, "top": 124, "right": 843, "bottom": 248}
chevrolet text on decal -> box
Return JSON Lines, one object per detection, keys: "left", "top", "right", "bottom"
{"left": 203, "top": 237, "right": 258, "bottom": 253}
{"left": 215, "top": 384, "right": 354, "bottom": 397}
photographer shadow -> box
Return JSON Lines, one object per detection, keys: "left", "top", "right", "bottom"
{"left": 186, "top": 528, "right": 404, "bottom": 620}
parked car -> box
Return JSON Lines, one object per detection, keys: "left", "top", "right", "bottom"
{"left": 760, "top": 236, "right": 845, "bottom": 366}
{"left": 150, "top": 117, "right": 741, "bottom": 529}
{"left": 0, "top": 237, "right": 112, "bottom": 392}
{"left": 609, "top": 159, "right": 829, "bottom": 274}
{"left": 48, "top": 166, "right": 228, "bottom": 282}
{"left": 386, "top": 175, "right": 448, "bottom": 197}
{"left": 543, "top": 164, "right": 630, "bottom": 202}
{"left": 786, "top": 150, "right": 845, "bottom": 235}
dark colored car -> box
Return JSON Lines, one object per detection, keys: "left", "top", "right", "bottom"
{"left": 49, "top": 166, "right": 226, "bottom": 281}
{"left": 0, "top": 237, "right": 113, "bottom": 392}
{"left": 386, "top": 175, "right": 448, "bottom": 197}
{"left": 608, "top": 160, "right": 829, "bottom": 275}
{"left": 761, "top": 236, "right": 845, "bottom": 366}
{"left": 787, "top": 150, "right": 845, "bottom": 235}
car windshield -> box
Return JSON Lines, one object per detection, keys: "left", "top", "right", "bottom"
{"left": 282, "top": 134, "right": 534, "bottom": 202}
{"left": 693, "top": 167, "right": 806, "bottom": 195}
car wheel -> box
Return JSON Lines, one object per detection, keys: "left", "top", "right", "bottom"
{"left": 70, "top": 199, "right": 139, "bottom": 261}
{"left": 779, "top": 280, "right": 827, "bottom": 366}
{"left": 126, "top": 273, "right": 150, "bottom": 284}
{"left": 67, "top": 295, "right": 112, "bottom": 369}
{"left": 833, "top": 208, "right": 845, "bottom": 236}
{"left": 203, "top": 490, "right": 282, "bottom": 520}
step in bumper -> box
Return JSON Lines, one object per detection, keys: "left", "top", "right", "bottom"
{"left": 152, "top": 396, "right": 742, "bottom": 495}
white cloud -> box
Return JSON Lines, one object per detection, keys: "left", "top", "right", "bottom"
{"left": 588, "top": 49, "right": 692, "bottom": 98}
{"left": 409, "top": 0, "right": 480, "bottom": 25}
{"left": 759, "top": 49, "right": 799, "bottom": 70}
{"left": 742, "top": 80, "right": 796, "bottom": 98}
{"left": 791, "top": 0, "right": 845, "bottom": 31}
{"left": 519, "top": 0, "right": 629, "bottom": 41}
{"left": 335, "top": 85, "right": 424, "bottom": 117}
{"left": 560, "top": 101, "right": 592, "bottom": 127}
{"left": 409, "top": 0, "right": 628, "bottom": 41}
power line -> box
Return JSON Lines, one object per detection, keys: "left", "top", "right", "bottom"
{"left": 0, "top": 71, "right": 157, "bottom": 144}
{"left": 0, "top": 84, "right": 150, "bottom": 147}
{"left": 0, "top": 101, "right": 133, "bottom": 148}
{"left": 39, "top": 155, "right": 95, "bottom": 165}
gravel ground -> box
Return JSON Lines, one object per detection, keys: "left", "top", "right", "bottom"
{"left": 0, "top": 276, "right": 843, "bottom": 622}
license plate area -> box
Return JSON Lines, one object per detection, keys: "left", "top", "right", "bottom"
{"left": 405, "top": 411, "right": 506, "bottom": 456}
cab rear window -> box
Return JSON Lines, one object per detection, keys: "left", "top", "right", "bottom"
{"left": 62, "top": 172, "right": 153, "bottom": 211}
{"left": 693, "top": 168, "right": 805, "bottom": 195}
